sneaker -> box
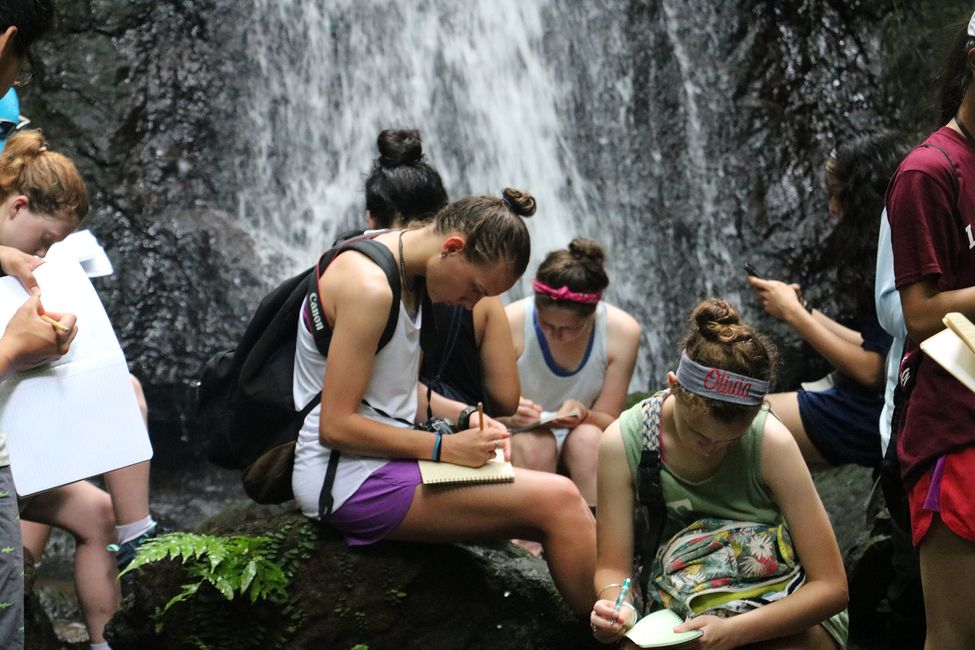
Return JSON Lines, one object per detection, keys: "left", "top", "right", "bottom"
{"left": 108, "top": 523, "right": 159, "bottom": 572}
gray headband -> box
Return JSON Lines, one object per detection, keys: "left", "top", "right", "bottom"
{"left": 675, "top": 352, "right": 769, "bottom": 406}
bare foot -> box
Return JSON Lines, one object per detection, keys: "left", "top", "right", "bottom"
{"left": 510, "top": 538, "right": 543, "bottom": 557}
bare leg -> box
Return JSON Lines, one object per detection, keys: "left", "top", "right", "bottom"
{"left": 390, "top": 468, "right": 596, "bottom": 617}
{"left": 22, "top": 482, "right": 120, "bottom": 644}
{"left": 103, "top": 461, "right": 151, "bottom": 526}
{"left": 918, "top": 515, "right": 975, "bottom": 649}
{"left": 20, "top": 520, "right": 51, "bottom": 564}
{"left": 559, "top": 423, "right": 601, "bottom": 506}
{"left": 510, "top": 429, "right": 558, "bottom": 473}
{"left": 764, "top": 392, "right": 829, "bottom": 468}
{"left": 102, "top": 375, "right": 153, "bottom": 533}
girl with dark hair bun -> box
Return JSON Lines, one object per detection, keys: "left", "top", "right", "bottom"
{"left": 886, "top": 12, "right": 975, "bottom": 647}
{"left": 292, "top": 188, "right": 596, "bottom": 618}
{"left": 591, "top": 299, "right": 848, "bottom": 648}
{"left": 505, "top": 238, "right": 640, "bottom": 506}
{"left": 748, "top": 130, "right": 909, "bottom": 470}
{"left": 365, "top": 129, "right": 447, "bottom": 229}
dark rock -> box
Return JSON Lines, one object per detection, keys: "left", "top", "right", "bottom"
{"left": 105, "top": 505, "right": 598, "bottom": 650}
{"left": 23, "top": 550, "right": 63, "bottom": 650}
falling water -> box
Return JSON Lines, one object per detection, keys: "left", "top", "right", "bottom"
{"left": 234, "top": 0, "right": 591, "bottom": 292}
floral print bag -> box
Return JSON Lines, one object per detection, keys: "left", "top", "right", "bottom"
{"left": 649, "top": 517, "right": 805, "bottom": 619}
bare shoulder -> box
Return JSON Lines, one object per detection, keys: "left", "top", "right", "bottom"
{"left": 605, "top": 303, "right": 641, "bottom": 338}
{"left": 320, "top": 249, "right": 395, "bottom": 314}
{"left": 472, "top": 295, "right": 505, "bottom": 332}
{"left": 760, "top": 409, "right": 814, "bottom": 491}
{"left": 504, "top": 297, "right": 527, "bottom": 324}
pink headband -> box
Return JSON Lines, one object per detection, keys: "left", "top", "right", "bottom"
{"left": 532, "top": 279, "right": 602, "bottom": 305}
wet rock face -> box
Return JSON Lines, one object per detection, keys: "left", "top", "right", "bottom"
{"left": 24, "top": 0, "right": 267, "bottom": 462}
{"left": 27, "top": 1, "right": 949, "bottom": 458}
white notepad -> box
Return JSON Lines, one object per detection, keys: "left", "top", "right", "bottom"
{"left": 920, "top": 326, "right": 975, "bottom": 394}
{"left": 624, "top": 609, "right": 703, "bottom": 648}
{"left": 0, "top": 260, "right": 152, "bottom": 495}
{"left": 417, "top": 449, "right": 515, "bottom": 485}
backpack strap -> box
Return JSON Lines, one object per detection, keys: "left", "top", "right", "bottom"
{"left": 303, "top": 235, "right": 402, "bottom": 357}
{"left": 302, "top": 234, "right": 401, "bottom": 519}
{"left": 636, "top": 393, "right": 667, "bottom": 612}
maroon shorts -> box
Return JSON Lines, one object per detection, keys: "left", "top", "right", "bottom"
{"left": 908, "top": 445, "right": 975, "bottom": 546}
{"left": 326, "top": 459, "right": 422, "bottom": 547}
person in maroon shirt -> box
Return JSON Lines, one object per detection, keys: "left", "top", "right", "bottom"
{"left": 887, "top": 13, "right": 975, "bottom": 649}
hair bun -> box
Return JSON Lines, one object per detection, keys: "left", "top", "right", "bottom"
{"left": 567, "top": 238, "right": 604, "bottom": 266}
{"left": 377, "top": 129, "right": 423, "bottom": 168}
{"left": 692, "top": 298, "right": 745, "bottom": 343}
{"left": 500, "top": 187, "right": 536, "bottom": 217}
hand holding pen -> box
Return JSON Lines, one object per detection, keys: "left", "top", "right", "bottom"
{"left": 590, "top": 578, "right": 637, "bottom": 643}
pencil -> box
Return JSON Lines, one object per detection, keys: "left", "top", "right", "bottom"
{"left": 39, "top": 314, "right": 69, "bottom": 333}
{"left": 477, "top": 402, "right": 484, "bottom": 431}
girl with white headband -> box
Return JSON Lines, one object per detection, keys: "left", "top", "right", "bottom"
{"left": 504, "top": 238, "right": 640, "bottom": 507}
{"left": 591, "top": 298, "right": 848, "bottom": 648}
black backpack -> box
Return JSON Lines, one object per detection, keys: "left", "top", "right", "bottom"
{"left": 193, "top": 234, "right": 406, "bottom": 510}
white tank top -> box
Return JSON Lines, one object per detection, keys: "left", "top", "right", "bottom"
{"left": 517, "top": 297, "right": 608, "bottom": 412}
{"left": 292, "top": 295, "right": 421, "bottom": 519}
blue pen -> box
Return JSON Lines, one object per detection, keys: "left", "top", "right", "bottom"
{"left": 613, "top": 578, "right": 631, "bottom": 613}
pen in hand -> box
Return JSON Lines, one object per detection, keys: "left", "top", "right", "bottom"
{"left": 477, "top": 401, "right": 484, "bottom": 432}
{"left": 613, "top": 578, "right": 632, "bottom": 620}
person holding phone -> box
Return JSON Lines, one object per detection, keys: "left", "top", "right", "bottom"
{"left": 747, "top": 131, "right": 909, "bottom": 469}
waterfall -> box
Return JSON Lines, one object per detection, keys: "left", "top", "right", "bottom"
{"left": 236, "top": 0, "right": 591, "bottom": 288}
{"left": 110, "top": 0, "right": 886, "bottom": 396}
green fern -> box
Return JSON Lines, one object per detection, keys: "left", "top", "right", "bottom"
{"left": 119, "top": 532, "right": 290, "bottom": 614}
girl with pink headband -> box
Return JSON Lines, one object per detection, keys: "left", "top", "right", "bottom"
{"left": 504, "top": 238, "right": 640, "bottom": 508}
{"left": 591, "top": 298, "right": 848, "bottom": 648}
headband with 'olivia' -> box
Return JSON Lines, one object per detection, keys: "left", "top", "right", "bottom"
{"left": 675, "top": 351, "right": 769, "bottom": 406}
{"left": 532, "top": 279, "right": 602, "bottom": 305}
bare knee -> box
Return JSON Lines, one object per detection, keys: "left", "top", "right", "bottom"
{"left": 512, "top": 433, "right": 558, "bottom": 472}
{"left": 561, "top": 424, "right": 600, "bottom": 468}
{"left": 535, "top": 474, "right": 592, "bottom": 527}
{"left": 76, "top": 494, "right": 116, "bottom": 546}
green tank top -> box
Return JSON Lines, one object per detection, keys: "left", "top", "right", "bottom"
{"left": 620, "top": 389, "right": 780, "bottom": 541}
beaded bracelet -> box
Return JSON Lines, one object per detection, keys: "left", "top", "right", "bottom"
{"left": 432, "top": 433, "right": 443, "bottom": 462}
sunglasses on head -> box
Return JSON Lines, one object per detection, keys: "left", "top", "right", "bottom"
{"left": 0, "top": 116, "right": 31, "bottom": 140}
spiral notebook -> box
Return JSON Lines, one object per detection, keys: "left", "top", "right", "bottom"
{"left": 624, "top": 609, "right": 702, "bottom": 648}
{"left": 417, "top": 449, "right": 515, "bottom": 485}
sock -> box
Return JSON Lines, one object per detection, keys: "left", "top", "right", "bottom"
{"left": 90, "top": 642, "right": 111, "bottom": 650}
{"left": 116, "top": 515, "right": 156, "bottom": 545}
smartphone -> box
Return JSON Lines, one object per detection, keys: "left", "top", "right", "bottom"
{"left": 744, "top": 263, "right": 764, "bottom": 279}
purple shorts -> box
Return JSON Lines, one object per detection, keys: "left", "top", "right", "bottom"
{"left": 325, "top": 459, "right": 421, "bottom": 546}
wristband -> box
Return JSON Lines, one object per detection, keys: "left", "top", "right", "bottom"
{"left": 432, "top": 433, "right": 443, "bottom": 462}
{"left": 457, "top": 405, "right": 478, "bottom": 430}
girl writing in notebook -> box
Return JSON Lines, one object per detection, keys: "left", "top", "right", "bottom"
{"left": 359, "top": 129, "right": 520, "bottom": 420}
{"left": 591, "top": 299, "right": 847, "bottom": 648}
{"left": 291, "top": 188, "right": 596, "bottom": 617}
{"left": 504, "top": 238, "right": 640, "bottom": 506}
